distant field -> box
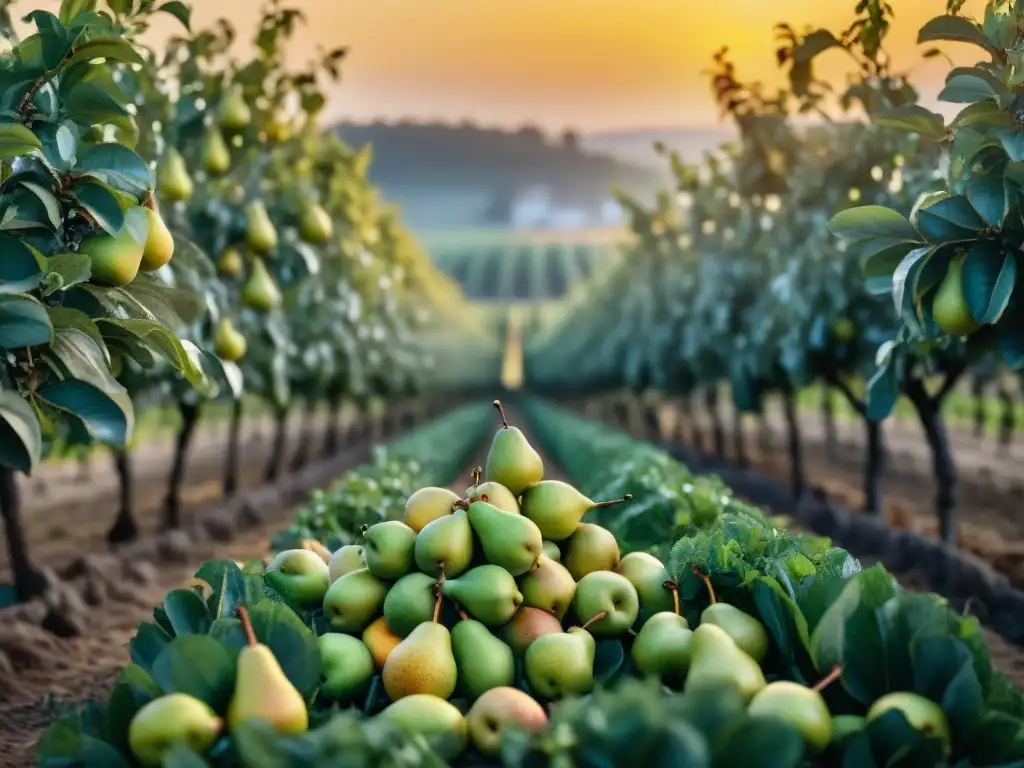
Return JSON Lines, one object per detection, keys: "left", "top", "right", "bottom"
{"left": 418, "top": 226, "right": 632, "bottom": 250}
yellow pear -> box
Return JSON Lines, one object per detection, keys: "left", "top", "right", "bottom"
{"left": 932, "top": 252, "right": 980, "bottom": 336}
{"left": 201, "top": 126, "right": 231, "bottom": 175}
{"left": 128, "top": 693, "right": 222, "bottom": 766}
{"left": 217, "top": 247, "right": 244, "bottom": 277}
{"left": 139, "top": 202, "right": 174, "bottom": 272}
{"left": 245, "top": 201, "right": 278, "bottom": 254}
{"left": 265, "top": 114, "right": 292, "bottom": 143}
{"left": 213, "top": 317, "right": 246, "bottom": 362}
{"left": 155, "top": 148, "right": 193, "bottom": 202}
{"left": 299, "top": 202, "right": 333, "bottom": 245}
{"left": 218, "top": 85, "right": 252, "bottom": 132}
{"left": 242, "top": 258, "right": 281, "bottom": 313}
{"left": 80, "top": 220, "right": 145, "bottom": 287}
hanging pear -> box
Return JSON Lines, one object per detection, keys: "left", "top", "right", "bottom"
{"left": 213, "top": 317, "right": 247, "bottom": 362}
{"left": 218, "top": 85, "right": 252, "bottom": 133}
{"left": 217, "top": 247, "right": 244, "bottom": 277}
{"left": 201, "top": 126, "right": 231, "bottom": 176}
{"left": 932, "top": 252, "right": 980, "bottom": 336}
{"left": 155, "top": 148, "right": 193, "bottom": 202}
{"left": 265, "top": 113, "right": 292, "bottom": 143}
{"left": 245, "top": 201, "right": 278, "bottom": 255}
{"left": 299, "top": 201, "right": 333, "bottom": 245}
{"left": 139, "top": 199, "right": 174, "bottom": 272}
{"left": 80, "top": 217, "right": 145, "bottom": 287}
{"left": 242, "top": 258, "right": 281, "bottom": 313}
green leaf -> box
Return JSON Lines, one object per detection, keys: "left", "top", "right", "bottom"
{"left": 866, "top": 356, "right": 900, "bottom": 422}
{"left": 36, "top": 378, "right": 131, "bottom": 447}
{"left": 0, "top": 293, "right": 53, "bottom": 348}
{"left": 63, "top": 36, "right": 144, "bottom": 69}
{"left": 194, "top": 561, "right": 247, "bottom": 619}
{"left": 0, "top": 390, "right": 42, "bottom": 473}
{"left": 77, "top": 143, "right": 152, "bottom": 197}
{"left": 962, "top": 242, "right": 1015, "bottom": 325}
{"left": 916, "top": 195, "right": 984, "bottom": 242}
{"left": 36, "top": 717, "right": 131, "bottom": 768}
{"left": 103, "top": 663, "right": 160, "bottom": 753}
{"left": 163, "top": 589, "right": 212, "bottom": 636}
{"left": 158, "top": 1, "right": 191, "bottom": 31}
{"left": 96, "top": 318, "right": 210, "bottom": 393}
{"left": 48, "top": 327, "right": 119, "bottom": 392}
{"left": 23, "top": 11, "right": 72, "bottom": 70}
{"left": 72, "top": 178, "right": 126, "bottom": 234}
{"left": 937, "top": 72, "right": 1003, "bottom": 105}
{"left": 918, "top": 15, "right": 1001, "bottom": 57}
{"left": 65, "top": 82, "right": 129, "bottom": 126}
{"left": 45, "top": 253, "right": 93, "bottom": 291}
{"left": 860, "top": 239, "right": 919, "bottom": 296}
{"left": 0, "top": 234, "right": 46, "bottom": 283}
{"left": 129, "top": 621, "right": 172, "bottom": 674}
{"left": 18, "top": 181, "right": 61, "bottom": 230}
{"left": 828, "top": 206, "right": 919, "bottom": 242}
{"left": 0, "top": 123, "right": 43, "bottom": 159}
{"left": 964, "top": 174, "right": 1007, "bottom": 228}
{"left": 872, "top": 104, "right": 946, "bottom": 140}
{"left": 161, "top": 745, "right": 211, "bottom": 768}
{"left": 593, "top": 639, "right": 625, "bottom": 683}
{"left": 151, "top": 634, "right": 235, "bottom": 711}
{"left": 892, "top": 246, "right": 936, "bottom": 328}
{"left": 248, "top": 600, "right": 321, "bottom": 700}
{"left": 58, "top": 0, "right": 99, "bottom": 26}
{"left": 793, "top": 29, "right": 841, "bottom": 63}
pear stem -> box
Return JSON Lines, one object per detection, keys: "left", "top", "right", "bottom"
{"left": 360, "top": 523, "right": 369, "bottom": 535}
{"left": 626, "top": 628, "right": 637, "bottom": 637}
{"left": 691, "top": 566, "right": 716, "bottom": 604}
{"left": 457, "top": 609, "right": 469, "bottom": 621}
{"left": 472, "top": 466, "right": 482, "bottom": 485}
{"left": 452, "top": 498, "right": 469, "bottom": 512}
{"left": 580, "top": 611, "right": 608, "bottom": 631}
{"left": 237, "top": 605, "right": 257, "bottom": 647}
{"left": 665, "top": 581, "right": 680, "bottom": 616}
{"left": 812, "top": 664, "right": 843, "bottom": 693}
{"left": 433, "top": 591, "right": 443, "bottom": 623}
{"left": 591, "top": 493, "right": 633, "bottom": 510}
{"left": 493, "top": 400, "right": 509, "bottom": 429}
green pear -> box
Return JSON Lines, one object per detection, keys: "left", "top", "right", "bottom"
{"left": 362, "top": 616, "right": 402, "bottom": 669}
{"left": 467, "top": 480, "right": 521, "bottom": 514}
{"left": 378, "top": 694, "right": 468, "bottom": 760}
{"left": 414, "top": 509, "right": 473, "bottom": 577}
{"left": 700, "top": 602, "right": 769, "bottom": 663}
{"left": 572, "top": 571, "right": 639, "bottom": 637}
{"left": 140, "top": 204, "right": 174, "bottom": 271}
{"left": 451, "top": 616, "right": 515, "bottom": 698}
{"left": 518, "top": 554, "right": 575, "bottom": 619}
{"left": 405, "top": 486, "right": 460, "bottom": 532}
{"left": 932, "top": 252, "right": 980, "bottom": 336}
{"left": 363, "top": 520, "right": 416, "bottom": 579}
{"left": 265, "top": 113, "right": 292, "bottom": 143}
{"left": 830, "top": 714, "right": 865, "bottom": 744}
{"left": 218, "top": 84, "right": 252, "bottom": 132}
{"left": 245, "top": 201, "right": 278, "bottom": 254}
{"left": 322, "top": 567, "right": 388, "bottom": 633}
{"left": 521, "top": 480, "right": 632, "bottom": 541}
{"left": 616, "top": 552, "right": 674, "bottom": 627}
{"left": 484, "top": 401, "right": 543, "bottom": 496}
{"left": 542, "top": 541, "right": 561, "bottom": 562}
{"left": 524, "top": 626, "right": 594, "bottom": 698}
{"left": 748, "top": 681, "right": 831, "bottom": 753}
{"left": 80, "top": 223, "right": 145, "bottom": 287}
{"left": 228, "top": 606, "right": 308, "bottom": 734}
{"left": 155, "top": 148, "right": 193, "bottom": 202}
{"left": 128, "top": 693, "right": 222, "bottom": 766}
{"left": 242, "top": 257, "right": 281, "bottom": 312}
{"left": 217, "top": 247, "right": 244, "bottom": 277}
{"left": 384, "top": 572, "right": 438, "bottom": 637}
{"left": 467, "top": 500, "right": 542, "bottom": 576}
{"left": 631, "top": 611, "right": 692, "bottom": 684}
{"left": 563, "top": 523, "right": 620, "bottom": 581}
{"left": 466, "top": 687, "right": 548, "bottom": 757}
{"left": 200, "top": 126, "right": 231, "bottom": 175}
{"left": 441, "top": 565, "right": 523, "bottom": 626}
{"left": 866, "top": 692, "right": 951, "bottom": 751}
{"left": 264, "top": 548, "right": 329, "bottom": 609}
{"left": 213, "top": 317, "right": 246, "bottom": 362}
{"left": 382, "top": 595, "right": 457, "bottom": 700}
{"left": 684, "top": 623, "right": 765, "bottom": 701}
{"left": 318, "top": 633, "right": 374, "bottom": 703}
{"left": 502, "top": 607, "right": 563, "bottom": 656}
{"left": 299, "top": 201, "right": 333, "bottom": 245}
{"left": 328, "top": 544, "right": 365, "bottom": 583}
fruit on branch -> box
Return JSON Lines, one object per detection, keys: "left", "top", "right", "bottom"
{"left": 414, "top": 508, "right": 473, "bottom": 577}
{"left": 451, "top": 616, "right": 515, "bottom": 698}
{"left": 265, "top": 113, "right": 292, "bottom": 143}
{"left": 563, "top": 523, "right": 620, "bottom": 581}
{"left": 213, "top": 317, "right": 247, "bottom": 362}
{"left": 572, "top": 570, "right": 639, "bottom": 636}
{"left": 467, "top": 500, "right": 543, "bottom": 577}
{"left": 245, "top": 201, "right": 278, "bottom": 254}
{"left": 139, "top": 202, "right": 174, "bottom": 272}
{"left": 684, "top": 623, "right": 765, "bottom": 701}
{"left": 363, "top": 520, "right": 417, "bottom": 579}
{"left": 467, "top": 480, "right": 520, "bottom": 515}
{"left": 524, "top": 626, "right": 595, "bottom": 698}
{"left": 128, "top": 693, "right": 222, "bottom": 766}
{"left": 466, "top": 687, "right": 548, "bottom": 757}
{"left": 322, "top": 567, "right": 389, "bottom": 633}
{"left": 217, "top": 247, "right": 244, "bottom": 277}
{"left": 518, "top": 553, "right": 576, "bottom": 619}
{"left": 404, "top": 486, "right": 460, "bottom": 532}
{"left": 748, "top": 681, "right": 832, "bottom": 753}
{"left": 80, "top": 224, "right": 145, "bottom": 287}
{"left": 318, "top": 632, "right": 375, "bottom": 703}
{"left": 521, "top": 480, "right": 632, "bottom": 541}
{"left": 155, "top": 148, "right": 193, "bottom": 202}
{"left": 328, "top": 544, "right": 365, "bottom": 583}
{"left": 932, "top": 252, "right": 980, "bottom": 336}
{"left": 362, "top": 616, "right": 403, "bottom": 668}
{"left": 384, "top": 572, "right": 439, "bottom": 636}
{"left": 830, "top": 316, "right": 856, "bottom": 343}
{"left": 378, "top": 695, "right": 468, "bottom": 760}
{"left": 200, "top": 126, "right": 231, "bottom": 175}
{"left": 218, "top": 85, "right": 252, "bottom": 133}
{"left": 382, "top": 598, "right": 458, "bottom": 700}
{"left": 484, "top": 400, "right": 544, "bottom": 496}
{"left": 866, "top": 692, "right": 951, "bottom": 751}
{"left": 501, "top": 606, "right": 563, "bottom": 656}
{"left": 441, "top": 564, "right": 523, "bottom": 626}
{"left": 242, "top": 257, "right": 281, "bottom": 312}
{"left": 299, "top": 201, "right": 333, "bottom": 245}
{"left": 631, "top": 612, "right": 692, "bottom": 684}
{"left": 263, "top": 548, "right": 329, "bottom": 609}
{"left": 615, "top": 552, "right": 674, "bottom": 628}
{"left": 228, "top": 606, "right": 308, "bottom": 734}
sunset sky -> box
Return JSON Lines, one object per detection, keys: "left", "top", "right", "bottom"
{"left": 28, "top": 0, "right": 989, "bottom": 131}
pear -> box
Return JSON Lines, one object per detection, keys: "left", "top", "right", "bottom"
{"left": 749, "top": 681, "right": 832, "bottom": 753}
{"left": 264, "top": 548, "right": 329, "bottom": 609}
{"left": 932, "top": 252, "right": 980, "bottom": 336}
{"left": 467, "top": 500, "right": 542, "bottom": 576}
{"left": 466, "top": 687, "right": 547, "bottom": 757}
{"left": 441, "top": 564, "right": 523, "bottom": 626}
{"left": 362, "top": 616, "right": 403, "bottom": 669}
{"left": 572, "top": 571, "right": 639, "bottom": 637}
{"left": 128, "top": 693, "right": 222, "bottom": 766}
{"left": 362, "top": 520, "right": 416, "bottom": 580}
{"left": 242, "top": 257, "right": 281, "bottom": 312}
{"left": 265, "top": 114, "right": 292, "bottom": 143}
{"left": 328, "top": 544, "right": 365, "bottom": 583}
{"left": 80, "top": 225, "right": 145, "bottom": 287}
{"left": 139, "top": 203, "right": 174, "bottom": 271}
{"left": 484, "top": 400, "right": 543, "bottom": 496}
{"left": 616, "top": 552, "right": 674, "bottom": 627}
{"left": 384, "top": 572, "right": 438, "bottom": 636}
{"left": 684, "top": 623, "right": 765, "bottom": 701}
{"left": 831, "top": 714, "right": 866, "bottom": 744}
{"left": 563, "top": 523, "right": 620, "bottom": 581}
{"left": 451, "top": 615, "right": 515, "bottom": 698}
{"left": 405, "top": 486, "right": 460, "bottom": 532}
{"left": 524, "top": 626, "right": 595, "bottom": 698}
{"left": 245, "top": 201, "right": 278, "bottom": 255}
{"left": 414, "top": 509, "right": 473, "bottom": 577}
{"left": 866, "top": 691, "right": 951, "bottom": 751}
{"left": 228, "top": 606, "right": 308, "bottom": 734}
{"left": 700, "top": 602, "right": 769, "bottom": 663}
{"left": 542, "top": 541, "right": 561, "bottom": 562}
{"left": 200, "top": 126, "right": 231, "bottom": 175}
{"left": 155, "top": 148, "right": 193, "bottom": 202}
{"left": 518, "top": 554, "right": 575, "bottom": 618}
{"left": 318, "top": 633, "right": 374, "bottom": 703}
{"left": 218, "top": 85, "right": 252, "bottom": 132}
{"left": 217, "top": 247, "right": 244, "bottom": 277}
{"left": 213, "top": 317, "right": 246, "bottom": 362}
{"left": 382, "top": 593, "right": 458, "bottom": 700}
{"left": 467, "top": 480, "right": 521, "bottom": 515}
{"left": 300, "top": 539, "right": 332, "bottom": 564}
{"left": 378, "top": 694, "right": 468, "bottom": 760}
{"left": 631, "top": 612, "right": 692, "bottom": 684}
{"left": 299, "top": 201, "right": 333, "bottom": 245}
{"left": 502, "top": 607, "right": 563, "bottom": 656}
{"left": 322, "top": 567, "right": 388, "bottom": 633}
{"left": 521, "top": 480, "right": 632, "bottom": 541}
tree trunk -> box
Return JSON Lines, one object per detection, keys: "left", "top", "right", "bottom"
{"left": 822, "top": 386, "right": 837, "bottom": 460}
{"left": 689, "top": 394, "right": 706, "bottom": 452}
{"left": 971, "top": 376, "right": 986, "bottom": 439}
{"left": 223, "top": 398, "right": 243, "bottom": 497}
{"left": 163, "top": 400, "right": 201, "bottom": 530}
{"left": 674, "top": 398, "right": 690, "bottom": 445}
{"left": 732, "top": 408, "right": 748, "bottom": 469}
{"left": 264, "top": 406, "right": 289, "bottom": 483}
{"left": 107, "top": 450, "right": 138, "bottom": 544}
{"left": 290, "top": 398, "right": 317, "bottom": 471}
{"left": 613, "top": 399, "right": 630, "bottom": 431}
{"left": 323, "top": 392, "right": 343, "bottom": 458}
{"left": 998, "top": 383, "right": 1016, "bottom": 447}
{"left": 781, "top": 389, "right": 805, "bottom": 500}
{"left": 0, "top": 466, "right": 47, "bottom": 602}
{"left": 643, "top": 403, "right": 661, "bottom": 442}
{"left": 757, "top": 410, "right": 772, "bottom": 453}
{"left": 706, "top": 388, "right": 726, "bottom": 457}
{"left": 864, "top": 419, "right": 885, "bottom": 516}
{"left": 905, "top": 380, "right": 958, "bottom": 547}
